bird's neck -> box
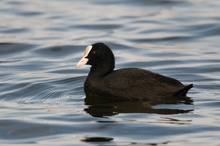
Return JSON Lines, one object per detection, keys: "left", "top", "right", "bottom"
{"left": 89, "top": 62, "right": 114, "bottom": 77}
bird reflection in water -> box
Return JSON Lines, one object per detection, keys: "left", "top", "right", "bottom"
{"left": 84, "top": 96, "right": 194, "bottom": 118}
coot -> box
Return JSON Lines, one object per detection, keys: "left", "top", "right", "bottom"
{"left": 76, "top": 42, "right": 193, "bottom": 100}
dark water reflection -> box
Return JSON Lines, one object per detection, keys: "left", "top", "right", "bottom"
{"left": 85, "top": 97, "right": 193, "bottom": 117}
{"left": 0, "top": 0, "right": 220, "bottom": 145}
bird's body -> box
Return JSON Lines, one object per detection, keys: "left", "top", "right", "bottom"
{"left": 76, "top": 42, "right": 193, "bottom": 101}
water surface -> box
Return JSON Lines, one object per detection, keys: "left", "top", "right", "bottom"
{"left": 0, "top": 0, "right": 220, "bottom": 145}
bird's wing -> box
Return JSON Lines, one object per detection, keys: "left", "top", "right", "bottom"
{"left": 102, "top": 68, "right": 184, "bottom": 99}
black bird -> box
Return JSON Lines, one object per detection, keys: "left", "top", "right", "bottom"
{"left": 76, "top": 42, "right": 193, "bottom": 100}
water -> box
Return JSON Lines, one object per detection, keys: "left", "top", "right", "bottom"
{"left": 0, "top": 0, "right": 220, "bottom": 145}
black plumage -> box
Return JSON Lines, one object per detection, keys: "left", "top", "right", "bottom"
{"left": 76, "top": 42, "right": 193, "bottom": 100}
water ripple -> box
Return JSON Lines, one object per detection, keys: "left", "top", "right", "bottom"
{"left": 0, "top": 0, "right": 220, "bottom": 145}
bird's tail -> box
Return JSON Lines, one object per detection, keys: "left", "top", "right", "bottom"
{"left": 174, "top": 84, "right": 193, "bottom": 97}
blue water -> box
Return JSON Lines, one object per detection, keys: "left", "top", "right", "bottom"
{"left": 0, "top": 0, "right": 220, "bottom": 145}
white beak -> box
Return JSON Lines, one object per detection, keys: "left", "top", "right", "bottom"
{"left": 75, "top": 57, "right": 89, "bottom": 68}
{"left": 75, "top": 45, "right": 92, "bottom": 68}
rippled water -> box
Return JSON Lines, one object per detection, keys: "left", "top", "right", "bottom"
{"left": 0, "top": 0, "right": 220, "bottom": 145}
